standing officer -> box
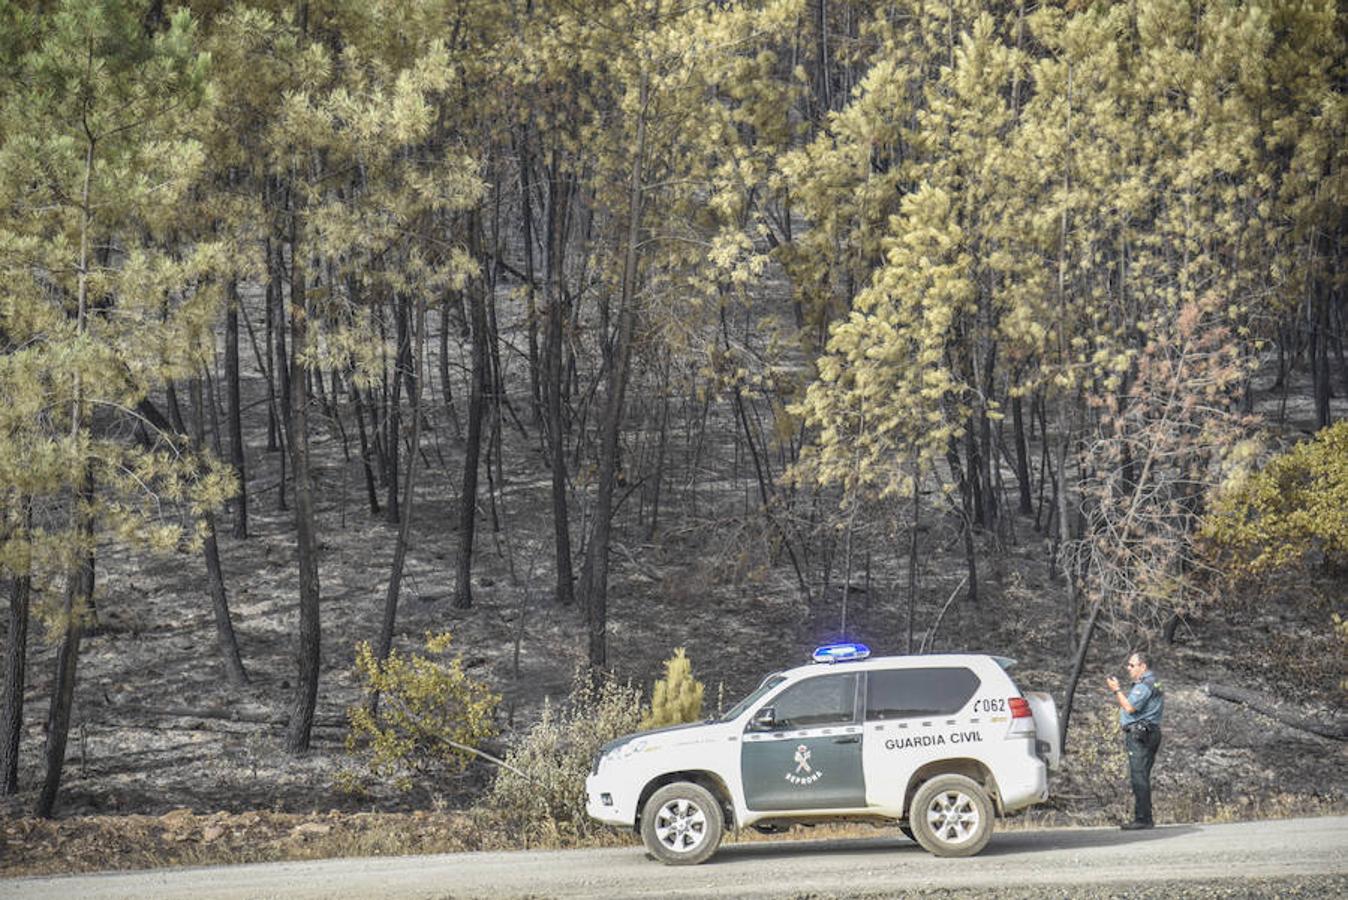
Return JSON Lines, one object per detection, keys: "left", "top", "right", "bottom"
{"left": 1106, "top": 651, "right": 1163, "bottom": 830}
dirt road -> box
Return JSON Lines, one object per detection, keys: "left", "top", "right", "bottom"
{"left": 6, "top": 816, "right": 1347, "bottom": 899}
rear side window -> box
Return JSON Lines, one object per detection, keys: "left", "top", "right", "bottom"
{"left": 865, "top": 667, "right": 980, "bottom": 720}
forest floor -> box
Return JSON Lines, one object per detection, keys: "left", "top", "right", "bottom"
{"left": 1, "top": 307, "right": 1346, "bottom": 876}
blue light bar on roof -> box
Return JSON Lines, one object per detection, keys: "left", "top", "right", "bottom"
{"left": 812, "top": 642, "right": 871, "bottom": 664}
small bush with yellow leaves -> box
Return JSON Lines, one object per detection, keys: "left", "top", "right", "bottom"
{"left": 344, "top": 631, "right": 499, "bottom": 793}
{"left": 481, "top": 671, "right": 644, "bottom": 844}
{"left": 640, "top": 647, "right": 704, "bottom": 730}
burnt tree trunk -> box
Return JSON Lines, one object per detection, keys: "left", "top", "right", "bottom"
{"left": 545, "top": 153, "right": 575, "bottom": 606}
{"left": 191, "top": 377, "right": 249, "bottom": 687}
{"left": 1059, "top": 593, "right": 1103, "bottom": 755}
{"left": 1, "top": 557, "right": 31, "bottom": 794}
{"left": 584, "top": 73, "right": 649, "bottom": 669}
{"left": 284, "top": 203, "right": 321, "bottom": 755}
{"left": 386, "top": 293, "right": 408, "bottom": 525}
{"left": 350, "top": 372, "right": 381, "bottom": 516}
{"left": 272, "top": 236, "right": 291, "bottom": 512}
{"left": 455, "top": 219, "right": 490, "bottom": 611}
{"left": 36, "top": 469, "right": 94, "bottom": 818}
{"left": 225, "top": 280, "right": 248, "bottom": 539}
{"left": 376, "top": 296, "right": 426, "bottom": 669}
{"left": 1012, "top": 387, "right": 1033, "bottom": 517}
{"left": 519, "top": 126, "right": 542, "bottom": 427}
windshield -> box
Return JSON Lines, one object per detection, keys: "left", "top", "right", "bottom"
{"left": 719, "top": 674, "right": 787, "bottom": 722}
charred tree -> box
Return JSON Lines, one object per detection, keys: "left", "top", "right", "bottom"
{"left": 225, "top": 279, "right": 248, "bottom": 539}
{"left": 454, "top": 218, "right": 490, "bottom": 611}
{"left": 284, "top": 204, "right": 321, "bottom": 755}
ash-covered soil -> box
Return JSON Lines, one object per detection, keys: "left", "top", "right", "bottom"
{"left": 1, "top": 301, "right": 1346, "bottom": 871}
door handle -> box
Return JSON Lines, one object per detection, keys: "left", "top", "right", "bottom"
{"left": 833, "top": 734, "right": 860, "bottom": 744}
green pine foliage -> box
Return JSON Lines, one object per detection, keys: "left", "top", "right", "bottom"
{"left": 344, "top": 631, "right": 500, "bottom": 793}
{"left": 640, "top": 647, "right": 705, "bottom": 729}
{"left": 785, "top": 0, "right": 1346, "bottom": 625}
{"left": 0, "top": 0, "right": 232, "bottom": 613}
{"left": 1200, "top": 422, "right": 1348, "bottom": 581}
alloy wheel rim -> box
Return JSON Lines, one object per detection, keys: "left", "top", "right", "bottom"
{"left": 924, "top": 789, "right": 981, "bottom": 845}
{"left": 653, "top": 797, "right": 708, "bottom": 853}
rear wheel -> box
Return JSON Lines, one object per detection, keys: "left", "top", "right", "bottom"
{"left": 640, "top": 782, "right": 724, "bottom": 866}
{"left": 909, "top": 774, "right": 994, "bottom": 857}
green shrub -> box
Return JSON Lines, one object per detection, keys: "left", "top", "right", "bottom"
{"left": 344, "top": 631, "right": 499, "bottom": 793}
{"left": 640, "top": 647, "right": 704, "bottom": 729}
{"left": 481, "top": 671, "right": 644, "bottom": 844}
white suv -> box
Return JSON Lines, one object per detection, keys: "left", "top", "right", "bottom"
{"left": 586, "top": 644, "right": 1059, "bottom": 864}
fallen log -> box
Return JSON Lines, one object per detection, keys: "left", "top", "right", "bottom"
{"left": 1204, "top": 683, "right": 1348, "bottom": 741}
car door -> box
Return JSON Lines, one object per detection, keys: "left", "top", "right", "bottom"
{"left": 741, "top": 672, "right": 865, "bottom": 811}
{"left": 861, "top": 665, "right": 982, "bottom": 808}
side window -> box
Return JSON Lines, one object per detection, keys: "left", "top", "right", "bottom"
{"left": 865, "top": 668, "right": 980, "bottom": 721}
{"left": 760, "top": 673, "right": 858, "bottom": 728}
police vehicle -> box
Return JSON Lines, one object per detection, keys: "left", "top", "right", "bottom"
{"left": 585, "top": 644, "right": 1060, "bottom": 864}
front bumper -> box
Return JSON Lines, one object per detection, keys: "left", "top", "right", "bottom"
{"left": 585, "top": 773, "right": 638, "bottom": 827}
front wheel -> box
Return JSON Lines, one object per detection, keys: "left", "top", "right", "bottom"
{"left": 909, "top": 774, "right": 994, "bottom": 857}
{"left": 640, "top": 782, "right": 725, "bottom": 866}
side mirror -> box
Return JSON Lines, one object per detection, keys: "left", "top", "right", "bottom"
{"left": 751, "top": 706, "right": 776, "bottom": 730}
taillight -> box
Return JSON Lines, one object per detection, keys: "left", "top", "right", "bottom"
{"left": 1009, "top": 697, "right": 1032, "bottom": 719}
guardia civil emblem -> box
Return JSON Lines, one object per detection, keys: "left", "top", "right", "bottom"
{"left": 785, "top": 744, "right": 824, "bottom": 785}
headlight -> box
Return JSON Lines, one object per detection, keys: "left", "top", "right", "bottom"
{"left": 601, "top": 737, "right": 648, "bottom": 766}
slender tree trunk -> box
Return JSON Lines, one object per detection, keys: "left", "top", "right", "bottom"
{"left": 36, "top": 502, "right": 92, "bottom": 819}
{"left": 225, "top": 279, "right": 248, "bottom": 539}
{"left": 37, "top": 136, "right": 97, "bottom": 818}
{"left": 166, "top": 381, "right": 187, "bottom": 435}
{"left": 1, "top": 552, "right": 31, "bottom": 794}
{"left": 386, "top": 293, "right": 407, "bottom": 525}
{"left": 519, "top": 126, "right": 542, "bottom": 427}
{"left": 350, "top": 373, "right": 381, "bottom": 515}
{"left": 946, "top": 436, "right": 980, "bottom": 606}
{"left": 191, "top": 377, "right": 249, "bottom": 687}
{"left": 907, "top": 463, "right": 920, "bottom": 654}
{"left": 1314, "top": 278, "right": 1331, "bottom": 429}
{"left": 585, "top": 72, "right": 650, "bottom": 669}
{"left": 645, "top": 385, "right": 669, "bottom": 542}
{"left": 285, "top": 201, "right": 321, "bottom": 755}
{"left": 439, "top": 300, "right": 462, "bottom": 440}
{"left": 265, "top": 256, "right": 280, "bottom": 452}
{"left": 455, "top": 221, "right": 489, "bottom": 611}
{"left": 813, "top": 0, "right": 831, "bottom": 118}
{"left": 376, "top": 296, "right": 426, "bottom": 667}
{"left": 1012, "top": 391, "right": 1033, "bottom": 515}
{"left": 545, "top": 155, "right": 575, "bottom": 606}
{"left": 1055, "top": 401, "right": 1078, "bottom": 652}
{"left": 1055, "top": 63, "right": 1080, "bottom": 654}
{"left": 1059, "top": 593, "right": 1103, "bottom": 754}
{"left": 273, "top": 236, "right": 291, "bottom": 513}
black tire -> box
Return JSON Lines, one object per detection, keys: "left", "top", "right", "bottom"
{"left": 640, "top": 781, "right": 725, "bottom": 866}
{"left": 909, "top": 774, "right": 994, "bottom": 857}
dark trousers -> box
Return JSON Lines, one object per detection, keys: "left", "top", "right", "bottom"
{"left": 1125, "top": 724, "right": 1161, "bottom": 824}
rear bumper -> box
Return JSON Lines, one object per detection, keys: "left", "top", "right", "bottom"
{"left": 999, "top": 756, "right": 1049, "bottom": 813}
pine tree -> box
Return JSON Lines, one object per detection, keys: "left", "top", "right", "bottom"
{"left": 0, "top": 0, "right": 229, "bottom": 815}
{"left": 641, "top": 647, "right": 705, "bottom": 729}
